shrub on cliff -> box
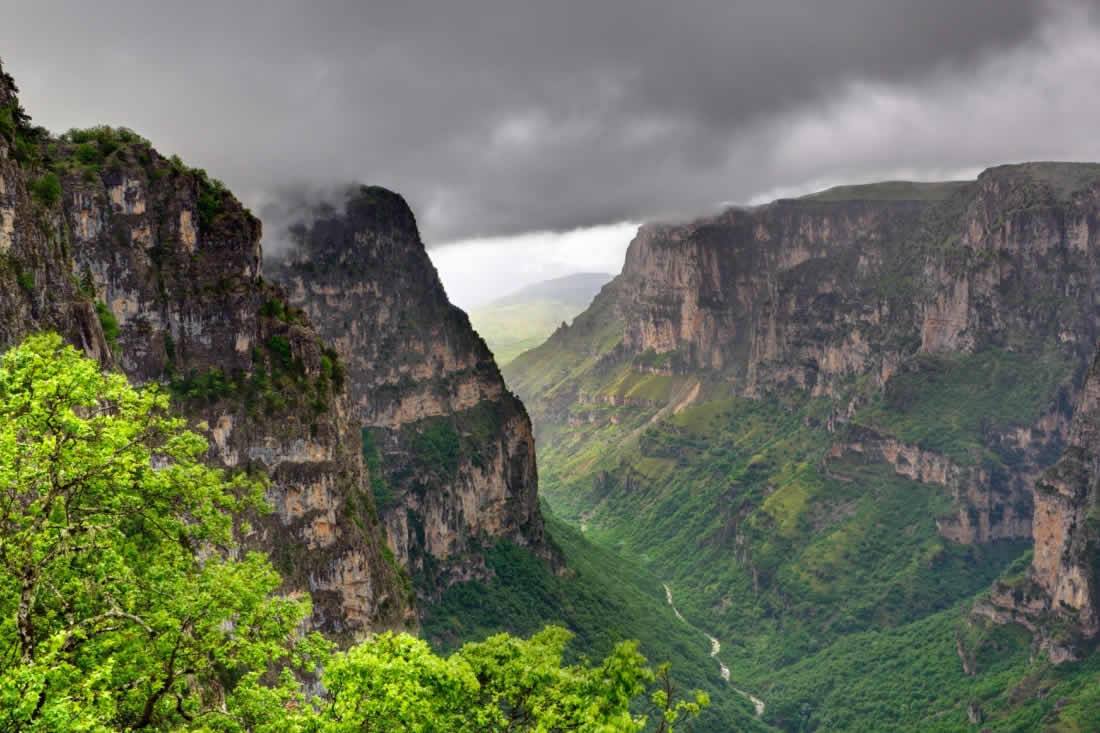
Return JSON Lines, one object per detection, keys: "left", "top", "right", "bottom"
{"left": 28, "top": 172, "right": 60, "bottom": 207}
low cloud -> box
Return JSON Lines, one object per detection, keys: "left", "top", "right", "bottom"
{"left": 754, "top": 0, "right": 1100, "bottom": 193}
{"left": 430, "top": 222, "right": 637, "bottom": 309}
{"left": 0, "top": 0, "right": 1057, "bottom": 244}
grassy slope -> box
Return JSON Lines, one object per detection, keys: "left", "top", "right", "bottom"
{"left": 504, "top": 333, "right": 1100, "bottom": 730}
{"left": 422, "top": 511, "right": 771, "bottom": 732}
{"left": 468, "top": 299, "right": 584, "bottom": 365}
{"left": 797, "top": 180, "right": 971, "bottom": 203}
{"left": 855, "top": 348, "right": 1073, "bottom": 465}
{"left": 491, "top": 168, "right": 1100, "bottom": 730}
{"left": 467, "top": 273, "right": 611, "bottom": 365}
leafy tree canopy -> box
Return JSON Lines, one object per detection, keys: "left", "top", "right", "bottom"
{"left": 0, "top": 334, "right": 705, "bottom": 732}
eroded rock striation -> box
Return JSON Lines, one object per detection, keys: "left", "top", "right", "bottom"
{"left": 0, "top": 57, "right": 411, "bottom": 636}
{"left": 265, "top": 186, "right": 554, "bottom": 595}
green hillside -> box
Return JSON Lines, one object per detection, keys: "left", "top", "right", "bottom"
{"left": 498, "top": 257, "right": 1100, "bottom": 730}
{"left": 423, "top": 510, "right": 773, "bottom": 732}
{"left": 503, "top": 336, "right": 1100, "bottom": 730}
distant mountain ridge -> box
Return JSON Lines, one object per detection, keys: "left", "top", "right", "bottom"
{"left": 491, "top": 272, "right": 612, "bottom": 307}
{"left": 468, "top": 272, "right": 612, "bottom": 365}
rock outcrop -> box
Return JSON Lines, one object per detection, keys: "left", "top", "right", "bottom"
{"left": 974, "top": 346, "right": 1100, "bottom": 662}
{"left": 826, "top": 424, "right": 1034, "bottom": 544}
{"left": 0, "top": 57, "right": 411, "bottom": 637}
{"left": 265, "top": 187, "right": 554, "bottom": 595}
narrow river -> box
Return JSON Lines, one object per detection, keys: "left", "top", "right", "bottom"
{"left": 663, "top": 584, "right": 766, "bottom": 717}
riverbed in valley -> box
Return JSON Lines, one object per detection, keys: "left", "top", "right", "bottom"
{"left": 663, "top": 584, "right": 765, "bottom": 717}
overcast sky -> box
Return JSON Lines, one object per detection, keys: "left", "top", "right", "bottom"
{"left": 3, "top": 1, "right": 1099, "bottom": 306}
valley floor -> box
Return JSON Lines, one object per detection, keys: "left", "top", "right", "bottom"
{"left": 663, "top": 582, "right": 766, "bottom": 716}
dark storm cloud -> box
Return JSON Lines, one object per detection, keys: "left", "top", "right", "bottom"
{"left": 0, "top": 0, "right": 1083, "bottom": 243}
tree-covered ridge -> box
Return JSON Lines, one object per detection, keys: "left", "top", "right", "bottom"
{"left": 0, "top": 334, "right": 704, "bottom": 732}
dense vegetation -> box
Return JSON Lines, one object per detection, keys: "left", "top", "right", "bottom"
{"left": 0, "top": 334, "right": 705, "bottom": 732}
{"left": 424, "top": 513, "right": 771, "bottom": 732}
{"left": 504, "top": 306, "right": 1100, "bottom": 731}
{"left": 537, "top": 389, "right": 1029, "bottom": 672}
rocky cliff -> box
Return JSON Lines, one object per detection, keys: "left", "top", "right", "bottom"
{"left": 265, "top": 187, "right": 554, "bottom": 595}
{"left": 513, "top": 167, "right": 1100, "bottom": 546}
{"left": 612, "top": 169, "right": 1100, "bottom": 395}
{"left": 973, "top": 346, "right": 1100, "bottom": 662}
{"left": 0, "top": 64, "right": 107, "bottom": 357}
{"left": 0, "top": 57, "right": 411, "bottom": 636}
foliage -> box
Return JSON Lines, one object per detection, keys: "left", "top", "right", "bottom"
{"left": 0, "top": 333, "right": 702, "bottom": 731}
{"left": 94, "top": 301, "right": 119, "bottom": 349}
{"left": 362, "top": 427, "right": 394, "bottom": 510}
{"left": 169, "top": 367, "right": 238, "bottom": 403}
{"left": 319, "top": 348, "right": 344, "bottom": 389}
{"left": 0, "top": 104, "right": 15, "bottom": 142}
{"left": 259, "top": 297, "right": 305, "bottom": 325}
{"left": 0, "top": 101, "right": 44, "bottom": 165}
{"left": 321, "top": 628, "right": 683, "bottom": 733}
{"left": 856, "top": 347, "right": 1073, "bottom": 464}
{"left": 509, "top": 338, "right": 1077, "bottom": 729}
{"left": 61, "top": 125, "right": 149, "bottom": 150}
{"left": 195, "top": 171, "right": 229, "bottom": 230}
{"left": 408, "top": 416, "right": 462, "bottom": 480}
{"left": 28, "top": 172, "right": 60, "bottom": 208}
{"left": 0, "top": 333, "right": 303, "bottom": 730}
{"left": 15, "top": 269, "right": 35, "bottom": 294}
{"left": 264, "top": 334, "right": 292, "bottom": 366}
{"left": 424, "top": 512, "right": 770, "bottom": 732}
{"left": 539, "top": 393, "right": 1021, "bottom": 672}
{"left": 754, "top": 602, "right": 1100, "bottom": 732}
{"left": 54, "top": 126, "right": 151, "bottom": 174}
{"left": 169, "top": 333, "right": 336, "bottom": 417}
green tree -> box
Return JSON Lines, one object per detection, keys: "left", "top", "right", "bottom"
{"left": 0, "top": 333, "right": 705, "bottom": 732}
{"left": 453, "top": 627, "right": 650, "bottom": 732}
{"left": 0, "top": 333, "right": 312, "bottom": 731}
{"left": 319, "top": 627, "right": 666, "bottom": 732}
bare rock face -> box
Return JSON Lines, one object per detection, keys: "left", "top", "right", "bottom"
{"left": 617, "top": 197, "right": 932, "bottom": 387}
{"left": 974, "top": 348, "right": 1100, "bottom": 662}
{"left": 613, "top": 168, "right": 1100, "bottom": 395}
{"left": 0, "top": 61, "right": 106, "bottom": 357}
{"left": 265, "top": 187, "right": 555, "bottom": 596}
{"left": 0, "top": 57, "right": 411, "bottom": 637}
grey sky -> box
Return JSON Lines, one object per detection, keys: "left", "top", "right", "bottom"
{"left": 4, "top": 0, "right": 1094, "bottom": 251}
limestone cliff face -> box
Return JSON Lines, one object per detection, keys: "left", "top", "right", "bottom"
{"left": 0, "top": 58, "right": 411, "bottom": 636}
{"left": 530, "top": 168, "right": 1100, "bottom": 545}
{"left": 827, "top": 422, "right": 1048, "bottom": 545}
{"left": 614, "top": 168, "right": 1100, "bottom": 394}
{"left": 265, "top": 187, "right": 554, "bottom": 595}
{"left": 617, "top": 197, "right": 932, "bottom": 387}
{"left": 975, "top": 348, "right": 1100, "bottom": 662}
{"left": 0, "top": 62, "right": 106, "bottom": 357}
